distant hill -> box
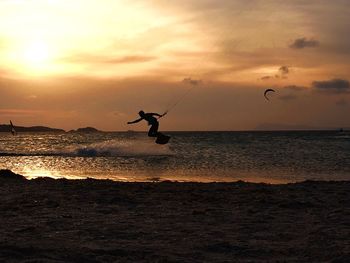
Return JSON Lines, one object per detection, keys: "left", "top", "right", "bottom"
{"left": 0, "top": 124, "right": 65, "bottom": 133}
{"left": 68, "top": 127, "right": 102, "bottom": 133}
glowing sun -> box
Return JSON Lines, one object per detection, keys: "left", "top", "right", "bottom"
{"left": 24, "top": 41, "right": 50, "bottom": 66}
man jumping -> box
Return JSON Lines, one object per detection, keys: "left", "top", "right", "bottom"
{"left": 127, "top": 110, "right": 166, "bottom": 137}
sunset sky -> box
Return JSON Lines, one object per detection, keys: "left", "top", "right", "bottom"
{"left": 0, "top": 0, "right": 349, "bottom": 131}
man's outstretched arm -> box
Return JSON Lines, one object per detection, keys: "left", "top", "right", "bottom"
{"left": 127, "top": 118, "right": 143, "bottom": 124}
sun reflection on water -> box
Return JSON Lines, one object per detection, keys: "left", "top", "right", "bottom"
{"left": 20, "top": 167, "right": 87, "bottom": 180}
{"left": 21, "top": 168, "right": 61, "bottom": 180}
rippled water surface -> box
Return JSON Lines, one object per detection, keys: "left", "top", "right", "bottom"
{"left": 1, "top": 131, "right": 349, "bottom": 183}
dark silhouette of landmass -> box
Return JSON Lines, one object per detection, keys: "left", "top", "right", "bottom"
{"left": 68, "top": 127, "right": 101, "bottom": 133}
{"left": 0, "top": 124, "right": 65, "bottom": 133}
{"left": 0, "top": 124, "right": 104, "bottom": 133}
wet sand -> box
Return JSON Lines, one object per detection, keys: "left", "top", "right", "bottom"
{"left": 0, "top": 170, "right": 349, "bottom": 262}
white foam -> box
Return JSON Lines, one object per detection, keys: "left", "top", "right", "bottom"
{"left": 64, "top": 138, "right": 173, "bottom": 157}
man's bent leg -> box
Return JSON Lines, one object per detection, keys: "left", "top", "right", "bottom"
{"left": 148, "top": 122, "right": 159, "bottom": 137}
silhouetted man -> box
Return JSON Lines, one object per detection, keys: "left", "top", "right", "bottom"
{"left": 127, "top": 110, "right": 166, "bottom": 137}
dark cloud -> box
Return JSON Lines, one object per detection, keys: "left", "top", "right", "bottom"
{"left": 260, "top": 76, "right": 272, "bottom": 81}
{"left": 182, "top": 77, "right": 202, "bottom": 86}
{"left": 279, "top": 66, "right": 289, "bottom": 75}
{"left": 289, "top": 38, "right": 320, "bottom": 49}
{"left": 260, "top": 66, "right": 290, "bottom": 81}
{"left": 312, "top": 78, "right": 350, "bottom": 94}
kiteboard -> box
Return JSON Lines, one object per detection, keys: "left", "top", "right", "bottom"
{"left": 155, "top": 133, "right": 170, "bottom": 145}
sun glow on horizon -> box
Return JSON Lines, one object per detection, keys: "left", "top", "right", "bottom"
{"left": 0, "top": 0, "right": 181, "bottom": 78}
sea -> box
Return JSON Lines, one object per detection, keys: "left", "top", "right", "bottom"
{"left": 1, "top": 131, "right": 349, "bottom": 183}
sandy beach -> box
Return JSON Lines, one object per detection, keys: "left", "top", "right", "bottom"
{"left": 0, "top": 169, "right": 349, "bottom": 262}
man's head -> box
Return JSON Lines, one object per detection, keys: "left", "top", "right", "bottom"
{"left": 138, "top": 110, "right": 145, "bottom": 117}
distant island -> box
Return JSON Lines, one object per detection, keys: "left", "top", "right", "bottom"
{"left": 0, "top": 124, "right": 65, "bottom": 133}
{"left": 0, "top": 124, "right": 104, "bottom": 133}
{"left": 68, "top": 127, "right": 102, "bottom": 133}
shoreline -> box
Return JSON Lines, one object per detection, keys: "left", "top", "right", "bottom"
{"left": 10, "top": 168, "right": 349, "bottom": 185}
{"left": 0, "top": 170, "right": 349, "bottom": 262}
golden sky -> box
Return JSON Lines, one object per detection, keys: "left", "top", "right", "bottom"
{"left": 0, "top": 0, "right": 349, "bottom": 130}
